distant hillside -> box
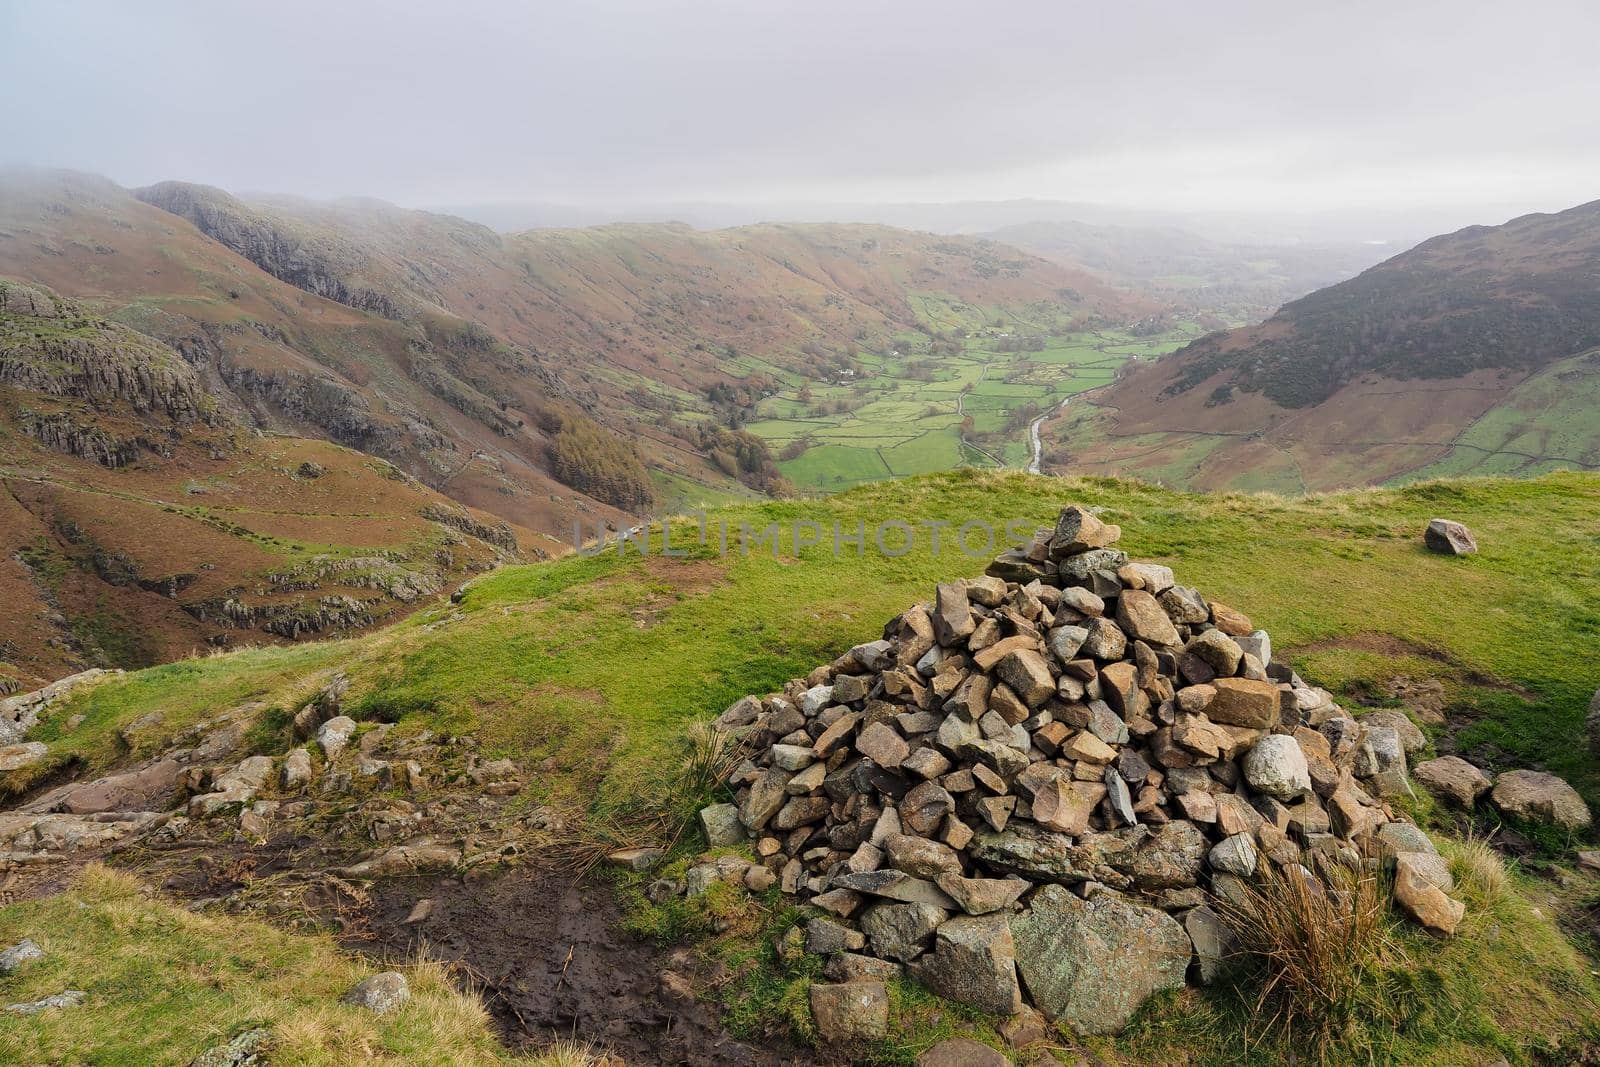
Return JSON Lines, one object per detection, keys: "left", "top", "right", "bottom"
{"left": 986, "top": 219, "right": 1388, "bottom": 325}
{"left": 132, "top": 178, "right": 1155, "bottom": 492}
{"left": 0, "top": 279, "right": 525, "bottom": 690}
{"left": 1040, "top": 201, "right": 1600, "bottom": 492}
{"left": 0, "top": 169, "right": 1154, "bottom": 528}
{"left": 1165, "top": 199, "right": 1600, "bottom": 407}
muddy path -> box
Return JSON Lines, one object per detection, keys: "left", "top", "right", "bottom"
{"left": 126, "top": 834, "right": 809, "bottom": 1066}
{"left": 358, "top": 866, "right": 815, "bottom": 1067}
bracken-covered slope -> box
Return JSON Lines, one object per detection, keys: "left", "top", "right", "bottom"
{"left": 1, "top": 169, "right": 1154, "bottom": 526}
{"left": 131, "top": 176, "right": 1154, "bottom": 503}
{"left": 1041, "top": 200, "right": 1600, "bottom": 492}
{"left": 0, "top": 279, "right": 525, "bottom": 691}
{"left": 0, "top": 168, "right": 630, "bottom": 540}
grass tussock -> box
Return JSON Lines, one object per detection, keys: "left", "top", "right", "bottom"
{"left": 1445, "top": 833, "right": 1511, "bottom": 907}
{"left": 1215, "top": 863, "right": 1406, "bottom": 1058}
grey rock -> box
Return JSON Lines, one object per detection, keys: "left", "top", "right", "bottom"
{"left": 1184, "top": 904, "right": 1239, "bottom": 984}
{"left": 1492, "top": 769, "right": 1592, "bottom": 830}
{"left": 909, "top": 913, "right": 1022, "bottom": 1016}
{"left": 0, "top": 742, "right": 47, "bottom": 773}
{"left": 860, "top": 901, "right": 947, "bottom": 961}
{"left": 699, "top": 802, "right": 745, "bottom": 846}
{"left": 935, "top": 872, "right": 1028, "bottom": 915}
{"left": 316, "top": 716, "right": 357, "bottom": 762}
{"left": 5, "top": 989, "right": 86, "bottom": 1014}
{"left": 833, "top": 869, "right": 959, "bottom": 909}
{"left": 1010, "top": 884, "right": 1189, "bottom": 1035}
{"left": 1242, "top": 734, "right": 1311, "bottom": 800}
{"left": 915, "top": 1038, "right": 1009, "bottom": 1067}
{"left": 189, "top": 1028, "right": 272, "bottom": 1067}
{"left": 806, "top": 917, "right": 866, "bottom": 954}
{"left": 1413, "top": 756, "right": 1491, "bottom": 807}
{"left": 810, "top": 980, "right": 889, "bottom": 1041}
{"left": 280, "top": 748, "right": 313, "bottom": 790}
{"left": 1424, "top": 518, "right": 1477, "bottom": 556}
{"left": 0, "top": 938, "right": 43, "bottom": 975}
{"left": 343, "top": 971, "right": 410, "bottom": 1015}
{"left": 1129, "top": 820, "right": 1207, "bottom": 889}
{"left": 1208, "top": 833, "right": 1258, "bottom": 876}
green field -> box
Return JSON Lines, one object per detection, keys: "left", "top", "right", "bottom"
{"left": 746, "top": 319, "right": 1204, "bottom": 492}
{"left": 1397, "top": 349, "right": 1600, "bottom": 482}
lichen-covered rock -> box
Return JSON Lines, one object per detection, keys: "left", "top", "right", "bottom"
{"left": 1492, "top": 770, "right": 1591, "bottom": 830}
{"left": 909, "top": 914, "right": 1021, "bottom": 1016}
{"left": 343, "top": 971, "right": 409, "bottom": 1015}
{"left": 810, "top": 980, "right": 889, "bottom": 1041}
{"left": 1010, "top": 884, "right": 1190, "bottom": 1035}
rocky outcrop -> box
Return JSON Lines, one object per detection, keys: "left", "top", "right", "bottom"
{"left": 135, "top": 182, "right": 413, "bottom": 320}
{"left": 0, "top": 281, "right": 212, "bottom": 424}
{"left": 0, "top": 668, "right": 120, "bottom": 745}
{"left": 420, "top": 504, "right": 518, "bottom": 552}
{"left": 16, "top": 410, "right": 150, "bottom": 468}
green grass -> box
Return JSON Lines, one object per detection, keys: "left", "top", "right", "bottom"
{"left": 758, "top": 323, "right": 1203, "bottom": 491}
{"left": 1107, "top": 852, "right": 1600, "bottom": 1065}
{"left": 0, "top": 865, "right": 535, "bottom": 1066}
{"left": 1397, "top": 350, "right": 1600, "bottom": 482}
{"left": 32, "top": 468, "right": 1600, "bottom": 811}
{"left": 13, "top": 468, "right": 1600, "bottom": 1062}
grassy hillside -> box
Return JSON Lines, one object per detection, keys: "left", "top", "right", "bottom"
{"left": 127, "top": 176, "right": 1163, "bottom": 510}
{"left": 25, "top": 468, "right": 1600, "bottom": 810}
{"left": 1038, "top": 201, "right": 1600, "bottom": 493}
{"left": 6, "top": 469, "right": 1600, "bottom": 1063}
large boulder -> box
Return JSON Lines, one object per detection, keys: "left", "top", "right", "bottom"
{"left": 1491, "top": 770, "right": 1592, "bottom": 830}
{"left": 1412, "top": 756, "right": 1491, "bottom": 808}
{"left": 1010, "top": 884, "right": 1190, "bottom": 1035}
{"left": 1424, "top": 518, "right": 1477, "bottom": 556}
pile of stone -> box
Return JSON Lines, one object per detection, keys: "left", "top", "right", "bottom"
{"left": 695, "top": 505, "right": 1470, "bottom": 1038}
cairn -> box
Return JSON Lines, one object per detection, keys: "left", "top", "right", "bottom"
{"left": 697, "top": 504, "right": 1462, "bottom": 1037}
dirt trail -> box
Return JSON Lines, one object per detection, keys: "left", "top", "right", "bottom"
{"left": 360, "top": 866, "right": 815, "bottom": 1067}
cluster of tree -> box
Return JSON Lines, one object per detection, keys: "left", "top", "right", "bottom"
{"left": 993, "top": 334, "right": 1048, "bottom": 353}
{"left": 705, "top": 374, "right": 777, "bottom": 428}
{"left": 691, "top": 424, "right": 793, "bottom": 495}
{"left": 536, "top": 402, "right": 656, "bottom": 510}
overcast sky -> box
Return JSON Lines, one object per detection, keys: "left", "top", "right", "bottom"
{"left": 3, "top": 0, "right": 1598, "bottom": 225}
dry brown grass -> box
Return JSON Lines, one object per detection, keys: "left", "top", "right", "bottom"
{"left": 1215, "top": 862, "right": 1406, "bottom": 1056}
{"left": 1444, "top": 832, "right": 1510, "bottom": 906}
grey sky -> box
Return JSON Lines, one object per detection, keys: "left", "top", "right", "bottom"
{"left": 3, "top": 0, "right": 1598, "bottom": 222}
